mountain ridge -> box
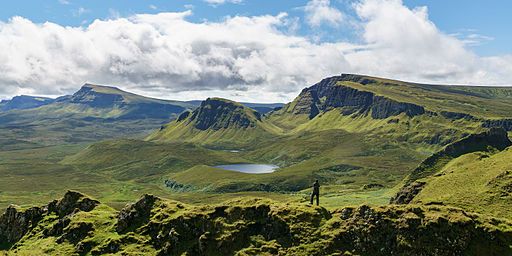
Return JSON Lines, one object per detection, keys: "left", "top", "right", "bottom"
{"left": 148, "top": 97, "right": 281, "bottom": 146}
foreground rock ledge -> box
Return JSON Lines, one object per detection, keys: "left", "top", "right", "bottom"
{"left": 1, "top": 192, "right": 512, "bottom": 256}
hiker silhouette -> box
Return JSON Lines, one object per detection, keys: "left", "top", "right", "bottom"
{"left": 310, "top": 180, "right": 320, "bottom": 206}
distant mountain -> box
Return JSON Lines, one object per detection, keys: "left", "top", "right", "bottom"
{"left": 0, "top": 84, "right": 197, "bottom": 148}
{"left": 0, "top": 95, "right": 54, "bottom": 111}
{"left": 50, "top": 83, "right": 196, "bottom": 119}
{"left": 148, "top": 98, "right": 281, "bottom": 146}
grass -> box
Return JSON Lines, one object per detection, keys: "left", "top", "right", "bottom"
{"left": 337, "top": 77, "right": 512, "bottom": 118}
{"left": 5, "top": 191, "right": 512, "bottom": 255}
{"left": 3, "top": 73, "right": 512, "bottom": 225}
{"left": 412, "top": 148, "right": 512, "bottom": 219}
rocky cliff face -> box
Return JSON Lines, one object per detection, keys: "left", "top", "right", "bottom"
{"left": 182, "top": 98, "right": 262, "bottom": 130}
{"left": 66, "top": 84, "right": 125, "bottom": 108}
{"left": 3, "top": 192, "right": 512, "bottom": 255}
{"left": 0, "top": 191, "right": 99, "bottom": 246}
{"left": 287, "top": 75, "right": 425, "bottom": 119}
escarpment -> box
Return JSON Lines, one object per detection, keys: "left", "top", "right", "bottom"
{"left": 285, "top": 75, "right": 426, "bottom": 120}
{"left": 186, "top": 98, "right": 262, "bottom": 130}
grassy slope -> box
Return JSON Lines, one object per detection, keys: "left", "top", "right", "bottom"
{"left": 148, "top": 98, "right": 283, "bottom": 147}
{"left": 412, "top": 147, "right": 512, "bottom": 219}
{"left": 5, "top": 75, "right": 512, "bottom": 218}
{"left": 5, "top": 192, "right": 512, "bottom": 255}
{"left": 338, "top": 78, "right": 512, "bottom": 118}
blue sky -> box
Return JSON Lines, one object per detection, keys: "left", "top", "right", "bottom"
{"left": 0, "top": 0, "right": 511, "bottom": 102}
{"left": 0, "top": 0, "right": 509, "bottom": 56}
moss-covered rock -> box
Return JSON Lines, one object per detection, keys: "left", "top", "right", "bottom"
{"left": 2, "top": 192, "right": 512, "bottom": 255}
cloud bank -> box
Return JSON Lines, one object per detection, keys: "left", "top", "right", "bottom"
{"left": 0, "top": 0, "right": 510, "bottom": 102}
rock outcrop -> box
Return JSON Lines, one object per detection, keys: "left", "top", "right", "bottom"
{"left": 0, "top": 191, "right": 99, "bottom": 247}
{"left": 286, "top": 75, "right": 425, "bottom": 119}
{"left": 483, "top": 118, "right": 512, "bottom": 131}
{"left": 68, "top": 84, "right": 125, "bottom": 108}
{"left": 3, "top": 192, "right": 512, "bottom": 255}
{"left": 389, "top": 181, "right": 426, "bottom": 204}
{"left": 183, "top": 98, "right": 262, "bottom": 130}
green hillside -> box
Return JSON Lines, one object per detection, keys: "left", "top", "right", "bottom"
{"left": 390, "top": 129, "right": 512, "bottom": 219}
{"left": 0, "top": 84, "right": 197, "bottom": 149}
{"left": 3, "top": 191, "right": 512, "bottom": 256}
{"left": 4, "top": 74, "right": 512, "bottom": 241}
{"left": 148, "top": 97, "right": 282, "bottom": 147}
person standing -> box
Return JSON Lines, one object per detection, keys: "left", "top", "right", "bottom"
{"left": 310, "top": 180, "right": 320, "bottom": 206}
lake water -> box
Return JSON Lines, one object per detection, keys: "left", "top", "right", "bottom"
{"left": 214, "top": 164, "right": 278, "bottom": 174}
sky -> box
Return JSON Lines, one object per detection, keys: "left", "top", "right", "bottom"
{"left": 0, "top": 0, "right": 511, "bottom": 102}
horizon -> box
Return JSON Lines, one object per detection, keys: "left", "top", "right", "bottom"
{"left": 6, "top": 72, "right": 512, "bottom": 104}
{"left": 0, "top": 0, "right": 511, "bottom": 103}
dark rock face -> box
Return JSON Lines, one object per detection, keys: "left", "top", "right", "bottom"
{"left": 289, "top": 75, "right": 425, "bottom": 119}
{"left": 440, "top": 111, "right": 476, "bottom": 120}
{"left": 69, "top": 85, "right": 124, "bottom": 108}
{"left": 0, "top": 206, "right": 44, "bottom": 244}
{"left": 389, "top": 181, "right": 426, "bottom": 204}
{"left": 47, "top": 190, "right": 100, "bottom": 217}
{"left": 117, "top": 194, "right": 159, "bottom": 233}
{"left": 0, "top": 191, "right": 99, "bottom": 247}
{"left": 483, "top": 119, "right": 512, "bottom": 131}
{"left": 188, "top": 98, "right": 261, "bottom": 130}
{"left": 176, "top": 110, "right": 191, "bottom": 122}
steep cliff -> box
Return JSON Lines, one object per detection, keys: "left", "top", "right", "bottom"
{"left": 279, "top": 75, "right": 426, "bottom": 120}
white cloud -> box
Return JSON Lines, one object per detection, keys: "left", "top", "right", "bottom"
{"left": 203, "top": 0, "right": 242, "bottom": 6}
{"left": 58, "top": 0, "right": 70, "bottom": 5}
{"left": 304, "top": 0, "right": 344, "bottom": 27}
{"left": 0, "top": 0, "right": 511, "bottom": 102}
{"left": 149, "top": 5, "right": 158, "bottom": 10}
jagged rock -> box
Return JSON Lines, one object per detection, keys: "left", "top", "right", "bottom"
{"left": 4, "top": 193, "right": 512, "bottom": 255}
{"left": 0, "top": 190, "right": 99, "bottom": 247}
{"left": 56, "top": 221, "right": 94, "bottom": 244}
{"left": 47, "top": 190, "right": 100, "bottom": 217}
{"left": 176, "top": 110, "right": 191, "bottom": 122}
{"left": 389, "top": 181, "right": 426, "bottom": 204}
{"left": 0, "top": 205, "right": 44, "bottom": 244}
{"left": 117, "top": 194, "right": 159, "bottom": 233}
